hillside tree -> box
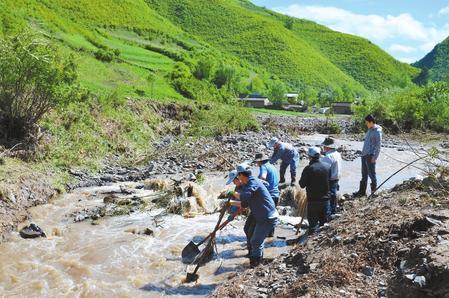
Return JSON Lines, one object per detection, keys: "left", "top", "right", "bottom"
{"left": 0, "top": 32, "right": 77, "bottom": 141}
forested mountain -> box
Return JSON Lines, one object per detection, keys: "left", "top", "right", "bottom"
{"left": 414, "top": 36, "right": 449, "bottom": 83}
{"left": 0, "top": 0, "right": 418, "bottom": 102}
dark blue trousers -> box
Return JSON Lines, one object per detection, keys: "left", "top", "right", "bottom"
{"left": 328, "top": 180, "right": 339, "bottom": 215}
{"left": 361, "top": 155, "right": 377, "bottom": 186}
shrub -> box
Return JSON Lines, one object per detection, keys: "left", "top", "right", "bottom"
{"left": 213, "top": 63, "right": 238, "bottom": 91}
{"left": 94, "top": 48, "right": 115, "bottom": 62}
{"left": 353, "top": 82, "right": 449, "bottom": 132}
{"left": 284, "top": 17, "right": 294, "bottom": 30}
{"left": 0, "top": 31, "right": 76, "bottom": 141}
{"left": 193, "top": 58, "right": 215, "bottom": 81}
{"left": 189, "top": 102, "right": 259, "bottom": 136}
{"left": 268, "top": 80, "right": 287, "bottom": 107}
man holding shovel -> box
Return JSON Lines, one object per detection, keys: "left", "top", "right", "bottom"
{"left": 224, "top": 169, "right": 254, "bottom": 258}
{"left": 228, "top": 163, "right": 278, "bottom": 268}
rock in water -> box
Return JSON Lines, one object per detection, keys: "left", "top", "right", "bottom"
{"left": 19, "top": 223, "right": 46, "bottom": 239}
{"left": 141, "top": 228, "right": 154, "bottom": 236}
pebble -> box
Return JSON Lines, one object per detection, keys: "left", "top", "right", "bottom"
{"left": 413, "top": 275, "right": 426, "bottom": 287}
{"left": 362, "top": 266, "right": 374, "bottom": 277}
{"left": 378, "top": 287, "right": 387, "bottom": 297}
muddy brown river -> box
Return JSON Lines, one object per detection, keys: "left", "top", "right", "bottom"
{"left": 0, "top": 135, "right": 426, "bottom": 297}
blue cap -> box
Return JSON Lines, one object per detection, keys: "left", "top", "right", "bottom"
{"left": 267, "top": 137, "right": 279, "bottom": 148}
{"left": 236, "top": 163, "right": 251, "bottom": 174}
{"left": 226, "top": 170, "right": 238, "bottom": 185}
{"left": 308, "top": 147, "right": 321, "bottom": 158}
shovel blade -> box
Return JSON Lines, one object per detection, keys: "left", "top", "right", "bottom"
{"left": 181, "top": 241, "right": 201, "bottom": 264}
{"left": 185, "top": 272, "right": 199, "bottom": 283}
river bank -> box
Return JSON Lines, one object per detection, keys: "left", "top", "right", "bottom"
{"left": 212, "top": 176, "right": 449, "bottom": 297}
{"left": 0, "top": 111, "right": 444, "bottom": 241}
{"left": 0, "top": 112, "right": 447, "bottom": 297}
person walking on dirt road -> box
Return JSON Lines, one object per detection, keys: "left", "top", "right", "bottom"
{"left": 268, "top": 137, "right": 299, "bottom": 186}
{"left": 353, "top": 115, "right": 382, "bottom": 197}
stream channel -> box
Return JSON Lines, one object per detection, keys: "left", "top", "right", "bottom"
{"left": 0, "top": 134, "right": 426, "bottom": 297}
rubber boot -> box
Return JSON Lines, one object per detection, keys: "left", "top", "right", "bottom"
{"left": 290, "top": 176, "right": 296, "bottom": 186}
{"left": 370, "top": 183, "right": 377, "bottom": 197}
{"left": 279, "top": 176, "right": 286, "bottom": 184}
{"left": 250, "top": 256, "right": 262, "bottom": 268}
{"left": 352, "top": 181, "right": 367, "bottom": 198}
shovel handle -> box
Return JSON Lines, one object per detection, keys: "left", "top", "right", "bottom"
{"left": 197, "top": 208, "right": 241, "bottom": 246}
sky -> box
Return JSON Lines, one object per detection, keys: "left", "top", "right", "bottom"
{"left": 251, "top": 0, "right": 449, "bottom": 63}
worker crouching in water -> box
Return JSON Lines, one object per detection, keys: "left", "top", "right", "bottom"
{"left": 268, "top": 137, "right": 299, "bottom": 186}
{"left": 228, "top": 163, "right": 279, "bottom": 268}
{"left": 299, "top": 147, "right": 330, "bottom": 234}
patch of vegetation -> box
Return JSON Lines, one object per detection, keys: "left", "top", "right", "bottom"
{"left": 0, "top": 32, "right": 78, "bottom": 142}
{"left": 94, "top": 48, "right": 119, "bottom": 62}
{"left": 189, "top": 102, "right": 259, "bottom": 137}
{"left": 353, "top": 81, "right": 449, "bottom": 132}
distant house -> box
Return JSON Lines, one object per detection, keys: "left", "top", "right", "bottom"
{"left": 285, "top": 92, "right": 299, "bottom": 102}
{"left": 332, "top": 102, "right": 353, "bottom": 114}
{"left": 239, "top": 94, "right": 272, "bottom": 108}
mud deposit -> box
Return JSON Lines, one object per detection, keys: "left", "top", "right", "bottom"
{"left": 212, "top": 177, "right": 449, "bottom": 297}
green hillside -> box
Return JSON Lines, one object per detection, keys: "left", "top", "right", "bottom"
{"left": 148, "top": 0, "right": 418, "bottom": 94}
{"left": 0, "top": 0, "right": 419, "bottom": 102}
{"left": 0, "top": 0, "right": 423, "bottom": 173}
{"left": 278, "top": 17, "right": 418, "bottom": 90}
{"left": 414, "top": 36, "right": 449, "bottom": 82}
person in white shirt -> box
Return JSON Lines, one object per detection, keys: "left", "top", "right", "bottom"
{"left": 321, "top": 137, "right": 342, "bottom": 217}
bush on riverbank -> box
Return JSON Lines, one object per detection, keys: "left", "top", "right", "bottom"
{"left": 353, "top": 81, "right": 449, "bottom": 132}
{"left": 0, "top": 32, "right": 78, "bottom": 142}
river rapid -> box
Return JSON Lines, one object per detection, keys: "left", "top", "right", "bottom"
{"left": 0, "top": 134, "right": 426, "bottom": 297}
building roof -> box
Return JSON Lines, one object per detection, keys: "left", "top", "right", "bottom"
{"left": 246, "top": 93, "right": 267, "bottom": 98}
{"left": 239, "top": 97, "right": 269, "bottom": 101}
{"left": 333, "top": 102, "right": 352, "bottom": 106}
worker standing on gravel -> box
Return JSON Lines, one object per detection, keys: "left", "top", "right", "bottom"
{"left": 299, "top": 147, "right": 330, "bottom": 234}
{"left": 228, "top": 163, "right": 278, "bottom": 268}
{"left": 268, "top": 137, "right": 299, "bottom": 186}
{"left": 321, "top": 137, "right": 342, "bottom": 218}
{"left": 254, "top": 152, "right": 280, "bottom": 237}
{"left": 353, "top": 115, "right": 382, "bottom": 198}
